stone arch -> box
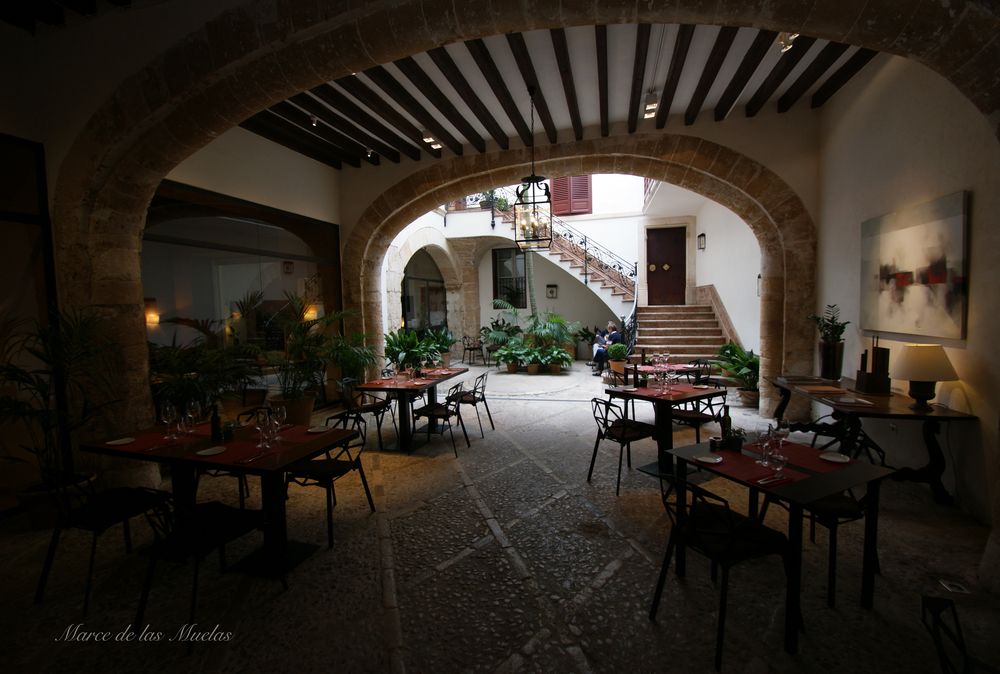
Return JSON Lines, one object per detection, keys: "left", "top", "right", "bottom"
{"left": 384, "top": 228, "right": 462, "bottom": 346}
{"left": 49, "top": 0, "right": 1000, "bottom": 427}
{"left": 344, "top": 134, "right": 814, "bottom": 415}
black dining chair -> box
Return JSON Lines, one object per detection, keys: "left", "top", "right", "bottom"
{"left": 285, "top": 413, "right": 375, "bottom": 549}
{"left": 327, "top": 377, "right": 396, "bottom": 451}
{"left": 35, "top": 482, "right": 169, "bottom": 616}
{"left": 135, "top": 496, "right": 274, "bottom": 649}
{"left": 461, "top": 335, "right": 484, "bottom": 365}
{"left": 649, "top": 474, "right": 790, "bottom": 671}
{"left": 452, "top": 372, "right": 494, "bottom": 437}
{"left": 588, "top": 397, "right": 656, "bottom": 495}
{"left": 413, "top": 382, "right": 470, "bottom": 456}
{"left": 671, "top": 390, "right": 726, "bottom": 443}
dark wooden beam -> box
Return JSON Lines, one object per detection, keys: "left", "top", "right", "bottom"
{"left": 550, "top": 28, "right": 583, "bottom": 141}
{"left": 290, "top": 92, "right": 397, "bottom": 163}
{"left": 596, "top": 25, "right": 609, "bottom": 137}
{"left": 336, "top": 75, "right": 441, "bottom": 158}
{"left": 778, "top": 42, "right": 850, "bottom": 112}
{"left": 311, "top": 84, "right": 421, "bottom": 161}
{"left": 58, "top": 0, "right": 97, "bottom": 16}
{"left": 36, "top": 2, "right": 66, "bottom": 26}
{"left": 811, "top": 48, "right": 878, "bottom": 108}
{"left": 269, "top": 102, "right": 362, "bottom": 167}
{"left": 239, "top": 112, "right": 342, "bottom": 170}
{"left": 745, "top": 36, "right": 816, "bottom": 117}
{"left": 714, "top": 30, "right": 776, "bottom": 121}
{"left": 394, "top": 56, "right": 485, "bottom": 153}
{"left": 364, "top": 66, "right": 464, "bottom": 155}
{"left": 465, "top": 38, "right": 532, "bottom": 146}
{"left": 506, "top": 32, "right": 558, "bottom": 144}
{"left": 654, "top": 24, "right": 694, "bottom": 129}
{"left": 685, "top": 26, "right": 738, "bottom": 126}
{"left": 427, "top": 47, "right": 509, "bottom": 149}
{"left": 627, "top": 23, "right": 652, "bottom": 133}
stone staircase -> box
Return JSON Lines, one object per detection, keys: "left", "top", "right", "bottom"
{"left": 550, "top": 233, "right": 635, "bottom": 302}
{"left": 633, "top": 305, "right": 726, "bottom": 360}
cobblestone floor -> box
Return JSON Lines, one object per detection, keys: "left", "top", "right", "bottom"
{"left": 2, "top": 364, "right": 998, "bottom": 673}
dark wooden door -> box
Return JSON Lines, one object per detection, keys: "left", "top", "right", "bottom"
{"left": 646, "top": 227, "right": 686, "bottom": 305}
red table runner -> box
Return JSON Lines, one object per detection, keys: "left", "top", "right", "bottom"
{"left": 695, "top": 449, "right": 809, "bottom": 487}
{"left": 744, "top": 441, "right": 854, "bottom": 474}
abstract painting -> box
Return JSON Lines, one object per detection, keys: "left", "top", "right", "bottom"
{"left": 860, "top": 191, "right": 968, "bottom": 339}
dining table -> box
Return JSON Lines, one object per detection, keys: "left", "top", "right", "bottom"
{"left": 769, "top": 375, "right": 977, "bottom": 503}
{"left": 355, "top": 366, "right": 469, "bottom": 452}
{"left": 605, "top": 382, "right": 728, "bottom": 466}
{"left": 640, "top": 440, "right": 894, "bottom": 655}
{"left": 81, "top": 421, "right": 358, "bottom": 576}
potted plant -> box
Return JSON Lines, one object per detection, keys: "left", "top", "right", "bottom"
{"left": 384, "top": 329, "right": 439, "bottom": 374}
{"left": 543, "top": 345, "right": 573, "bottom": 373}
{"left": 493, "top": 336, "right": 529, "bottom": 374}
{"left": 426, "top": 327, "right": 457, "bottom": 366}
{"left": 716, "top": 342, "right": 760, "bottom": 407}
{"left": 479, "top": 189, "right": 496, "bottom": 210}
{"left": 0, "top": 311, "right": 116, "bottom": 526}
{"left": 809, "top": 304, "right": 850, "bottom": 380}
{"left": 607, "top": 342, "right": 629, "bottom": 376}
{"left": 524, "top": 346, "right": 545, "bottom": 375}
{"left": 722, "top": 426, "right": 747, "bottom": 451}
{"left": 575, "top": 326, "right": 596, "bottom": 361}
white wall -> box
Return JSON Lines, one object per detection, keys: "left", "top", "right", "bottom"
{"left": 694, "top": 200, "right": 762, "bottom": 351}
{"left": 591, "top": 174, "right": 644, "bottom": 214}
{"left": 167, "top": 127, "right": 342, "bottom": 227}
{"left": 819, "top": 55, "right": 1000, "bottom": 527}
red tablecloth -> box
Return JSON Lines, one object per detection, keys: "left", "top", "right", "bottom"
{"left": 696, "top": 449, "right": 809, "bottom": 487}
{"left": 744, "top": 441, "right": 854, "bottom": 474}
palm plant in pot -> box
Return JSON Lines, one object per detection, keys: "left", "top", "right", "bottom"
{"left": 425, "top": 327, "right": 457, "bottom": 366}
{"left": 0, "top": 311, "right": 116, "bottom": 523}
{"left": 267, "top": 294, "right": 337, "bottom": 424}
{"left": 716, "top": 342, "right": 760, "bottom": 407}
{"left": 384, "top": 329, "right": 439, "bottom": 375}
{"left": 808, "top": 304, "right": 850, "bottom": 380}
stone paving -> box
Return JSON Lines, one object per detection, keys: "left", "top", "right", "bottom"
{"left": 2, "top": 364, "right": 998, "bottom": 673}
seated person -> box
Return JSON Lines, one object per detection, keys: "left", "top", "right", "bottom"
{"left": 592, "top": 323, "right": 621, "bottom": 375}
{"left": 591, "top": 325, "right": 609, "bottom": 362}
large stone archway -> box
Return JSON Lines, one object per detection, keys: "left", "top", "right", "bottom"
{"left": 49, "top": 0, "right": 1000, "bottom": 428}
{"left": 344, "top": 134, "right": 815, "bottom": 415}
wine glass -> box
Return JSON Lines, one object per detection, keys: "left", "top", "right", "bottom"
{"left": 774, "top": 420, "right": 790, "bottom": 457}
{"left": 272, "top": 405, "right": 287, "bottom": 439}
{"left": 770, "top": 452, "right": 788, "bottom": 479}
{"left": 185, "top": 400, "right": 202, "bottom": 435}
{"left": 161, "top": 401, "right": 177, "bottom": 440}
{"left": 255, "top": 408, "right": 271, "bottom": 449}
{"left": 755, "top": 425, "right": 773, "bottom": 466}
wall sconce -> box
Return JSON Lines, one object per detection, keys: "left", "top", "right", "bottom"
{"left": 303, "top": 305, "right": 319, "bottom": 321}
{"left": 697, "top": 233, "right": 706, "bottom": 250}
{"left": 892, "top": 343, "right": 958, "bottom": 411}
{"left": 757, "top": 273, "right": 762, "bottom": 297}
{"left": 144, "top": 297, "right": 159, "bottom": 326}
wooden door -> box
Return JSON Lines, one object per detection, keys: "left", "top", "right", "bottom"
{"left": 646, "top": 227, "right": 686, "bottom": 305}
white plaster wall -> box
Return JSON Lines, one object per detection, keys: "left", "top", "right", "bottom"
{"left": 694, "top": 200, "right": 762, "bottom": 351}
{"left": 819, "top": 55, "right": 1000, "bottom": 527}
{"left": 591, "top": 174, "right": 644, "bottom": 214}
{"left": 167, "top": 127, "right": 341, "bottom": 227}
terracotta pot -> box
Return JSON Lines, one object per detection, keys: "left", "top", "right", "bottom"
{"left": 548, "top": 364, "right": 562, "bottom": 374}
{"left": 610, "top": 360, "right": 627, "bottom": 375}
{"left": 526, "top": 363, "right": 541, "bottom": 374}
{"left": 737, "top": 389, "right": 760, "bottom": 408}
{"left": 505, "top": 362, "right": 518, "bottom": 374}
{"left": 269, "top": 395, "right": 315, "bottom": 426}
{"left": 440, "top": 352, "right": 451, "bottom": 367}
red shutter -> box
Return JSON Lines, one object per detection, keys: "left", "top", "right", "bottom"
{"left": 551, "top": 176, "right": 571, "bottom": 216}
{"left": 570, "top": 175, "right": 592, "bottom": 214}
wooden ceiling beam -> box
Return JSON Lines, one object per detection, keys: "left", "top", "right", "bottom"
{"left": 465, "top": 38, "right": 532, "bottom": 146}
{"left": 685, "top": 26, "right": 738, "bottom": 126}
{"left": 239, "top": 112, "right": 342, "bottom": 170}
{"left": 811, "top": 48, "right": 878, "bottom": 108}
{"left": 745, "top": 36, "right": 816, "bottom": 117}
{"left": 336, "top": 75, "right": 441, "bottom": 158}
{"left": 269, "top": 102, "right": 362, "bottom": 167}
{"left": 506, "top": 32, "right": 558, "bottom": 144}
{"left": 596, "top": 25, "right": 609, "bottom": 137}
{"left": 364, "top": 65, "right": 464, "bottom": 155}
{"left": 627, "top": 23, "right": 652, "bottom": 133}
{"left": 58, "top": 0, "right": 97, "bottom": 16}
{"left": 427, "top": 47, "right": 509, "bottom": 149}
{"left": 311, "top": 84, "right": 421, "bottom": 161}
{"left": 290, "top": 92, "right": 398, "bottom": 163}
{"left": 394, "top": 56, "right": 486, "bottom": 153}
{"left": 778, "top": 42, "right": 850, "bottom": 112}
{"left": 550, "top": 28, "right": 583, "bottom": 141}
{"left": 654, "top": 24, "right": 694, "bottom": 129}
{"left": 714, "top": 30, "right": 776, "bottom": 122}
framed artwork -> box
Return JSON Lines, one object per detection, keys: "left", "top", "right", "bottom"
{"left": 860, "top": 191, "right": 968, "bottom": 339}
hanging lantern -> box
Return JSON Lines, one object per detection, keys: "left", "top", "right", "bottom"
{"left": 513, "top": 87, "right": 552, "bottom": 250}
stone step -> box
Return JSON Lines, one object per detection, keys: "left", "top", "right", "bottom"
{"left": 637, "top": 305, "right": 713, "bottom": 314}
{"left": 640, "top": 319, "right": 719, "bottom": 328}
{"left": 640, "top": 327, "right": 724, "bottom": 336}
{"left": 637, "top": 334, "right": 726, "bottom": 345}
{"left": 639, "top": 312, "right": 716, "bottom": 320}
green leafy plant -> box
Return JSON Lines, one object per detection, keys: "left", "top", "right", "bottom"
{"left": 541, "top": 345, "right": 573, "bottom": 367}
{"left": 425, "top": 327, "right": 457, "bottom": 358}
{"left": 524, "top": 311, "right": 580, "bottom": 351}
{"left": 384, "top": 329, "right": 439, "bottom": 370}
{"left": 716, "top": 342, "right": 760, "bottom": 391}
{"left": 607, "top": 343, "right": 629, "bottom": 361}
{"left": 481, "top": 299, "right": 524, "bottom": 346}
{"left": 493, "top": 336, "right": 531, "bottom": 367}
{"left": 495, "top": 196, "right": 510, "bottom": 212}
{"left": 0, "top": 311, "right": 117, "bottom": 485}
{"left": 575, "top": 326, "right": 596, "bottom": 345}
{"left": 808, "top": 304, "right": 850, "bottom": 344}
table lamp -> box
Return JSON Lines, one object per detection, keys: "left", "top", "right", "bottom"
{"left": 892, "top": 344, "right": 958, "bottom": 411}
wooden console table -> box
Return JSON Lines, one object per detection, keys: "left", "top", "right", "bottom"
{"left": 769, "top": 376, "right": 977, "bottom": 504}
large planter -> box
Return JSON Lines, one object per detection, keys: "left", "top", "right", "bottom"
{"left": 548, "top": 364, "right": 562, "bottom": 374}
{"left": 737, "top": 388, "right": 760, "bottom": 408}
{"left": 610, "top": 360, "right": 627, "bottom": 375}
{"left": 505, "top": 362, "right": 518, "bottom": 374}
{"left": 819, "top": 341, "right": 845, "bottom": 380}
{"left": 526, "top": 363, "right": 541, "bottom": 375}
{"left": 440, "top": 352, "right": 451, "bottom": 367}
{"left": 269, "top": 395, "right": 315, "bottom": 426}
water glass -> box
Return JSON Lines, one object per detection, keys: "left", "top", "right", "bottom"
{"left": 161, "top": 401, "right": 177, "bottom": 440}
{"left": 770, "top": 452, "right": 788, "bottom": 478}
{"left": 185, "top": 400, "right": 202, "bottom": 434}
{"left": 272, "top": 405, "right": 287, "bottom": 439}
{"left": 756, "top": 428, "right": 773, "bottom": 466}
{"left": 255, "top": 409, "right": 271, "bottom": 449}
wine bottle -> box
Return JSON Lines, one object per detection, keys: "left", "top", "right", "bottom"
{"left": 210, "top": 404, "right": 222, "bottom": 442}
{"left": 720, "top": 404, "right": 732, "bottom": 439}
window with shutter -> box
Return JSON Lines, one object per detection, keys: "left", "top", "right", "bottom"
{"left": 551, "top": 175, "right": 592, "bottom": 216}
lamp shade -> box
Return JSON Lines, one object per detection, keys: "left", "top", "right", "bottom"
{"left": 892, "top": 344, "right": 958, "bottom": 382}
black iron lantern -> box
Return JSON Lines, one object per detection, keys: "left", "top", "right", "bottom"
{"left": 513, "top": 87, "right": 552, "bottom": 250}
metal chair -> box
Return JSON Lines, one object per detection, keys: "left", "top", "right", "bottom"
{"left": 451, "top": 372, "right": 494, "bottom": 437}
{"left": 35, "top": 482, "right": 169, "bottom": 616}
{"left": 413, "top": 382, "right": 470, "bottom": 456}
{"left": 587, "top": 397, "right": 656, "bottom": 495}
{"left": 286, "top": 413, "right": 375, "bottom": 549}
{"left": 649, "top": 473, "right": 789, "bottom": 671}
{"left": 462, "top": 335, "right": 484, "bottom": 365}
{"left": 327, "top": 377, "right": 396, "bottom": 451}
